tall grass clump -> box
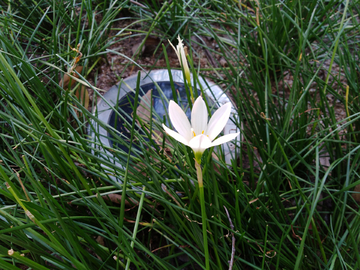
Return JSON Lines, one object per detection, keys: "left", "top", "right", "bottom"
{"left": 0, "top": 0, "right": 359, "bottom": 269}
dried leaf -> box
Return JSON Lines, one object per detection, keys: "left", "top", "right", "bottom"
{"left": 352, "top": 184, "right": 360, "bottom": 202}
{"left": 96, "top": 236, "right": 105, "bottom": 246}
{"left": 211, "top": 152, "right": 220, "bottom": 173}
{"left": 102, "top": 193, "right": 137, "bottom": 206}
{"left": 319, "top": 155, "right": 330, "bottom": 169}
{"left": 136, "top": 89, "right": 153, "bottom": 123}
{"left": 132, "top": 41, "right": 146, "bottom": 56}
{"left": 59, "top": 66, "right": 83, "bottom": 89}
{"left": 60, "top": 66, "right": 90, "bottom": 117}
{"left": 75, "top": 85, "right": 89, "bottom": 110}
{"left": 132, "top": 36, "right": 161, "bottom": 57}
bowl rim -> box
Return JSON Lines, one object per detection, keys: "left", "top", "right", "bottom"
{"left": 89, "top": 69, "right": 240, "bottom": 182}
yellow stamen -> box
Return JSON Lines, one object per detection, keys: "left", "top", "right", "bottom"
{"left": 193, "top": 130, "right": 205, "bottom": 137}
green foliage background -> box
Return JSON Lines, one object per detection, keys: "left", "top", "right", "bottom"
{"left": 0, "top": 0, "right": 359, "bottom": 269}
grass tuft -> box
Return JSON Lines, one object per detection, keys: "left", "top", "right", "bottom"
{"left": 0, "top": 0, "right": 359, "bottom": 269}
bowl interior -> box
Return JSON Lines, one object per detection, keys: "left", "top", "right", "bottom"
{"left": 108, "top": 81, "right": 216, "bottom": 152}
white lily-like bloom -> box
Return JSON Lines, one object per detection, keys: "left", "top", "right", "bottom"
{"left": 168, "top": 36, "right": 191, "bottom": 86}
{"left": 162, "top": 96, "right": 240, "bottom": 161}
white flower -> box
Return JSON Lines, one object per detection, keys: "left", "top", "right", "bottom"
{"left": 168, "top": 36, "right": 191, "bottom": 86}
{"left": 162, "top": 96, "right": 240, "bottom": 159}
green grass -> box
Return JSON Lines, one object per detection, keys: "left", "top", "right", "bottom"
{"left": 0, "top": 0, "right": 360, "bottom": 269}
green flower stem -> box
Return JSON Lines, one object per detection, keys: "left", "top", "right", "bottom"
{"left": 184, "top": 73, "right": 194, "bottom": 104}
{"left": 195, "top": 159, "right": 210, "bottom": 270}
{"left": 189, "top": 84, "right": 194, "bottom": 104}
{"left": 186, "top": 53, "right": 194, "bottom": 103}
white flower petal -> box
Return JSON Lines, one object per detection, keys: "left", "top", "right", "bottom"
{"left": 162, "top": 124, "right": 189, "bottom": 146}
{"left": 168, "top": 100, "right": 192, "bottom": 141}
{"left": 175, "top": 36, "right": 190, "bottom": 81}
{"left": 191, "top": 96, "right": 208, "bottom": 136}
{"left": 181, "top": 53, "right": 189, "bottom": 71}
{"left": 206, "top": 102, "right": 232, "bottom": 141}
{"left": 188, "top": 134, "right": 212, "bottom": 154}
{"left": 168, "top": 39, "right": 180, "bottom": 61}
{"left": 210, "top": 132, "right": 240, "bottom": 147}
{"left": 176, "top": 36, "right": 184, "bottom": 57}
